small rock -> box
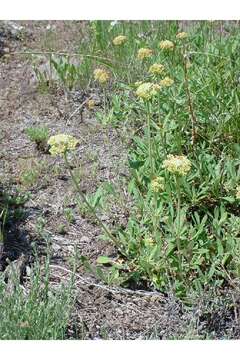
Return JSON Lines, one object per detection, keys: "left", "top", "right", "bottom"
{"left": 1, "top": 21, "right": 25, "bottom": 40}
{"left": 0, "top": 43, "right": 4, "bottom": 57}
{"left": 52, "top": 243, "right": 61, "bottom": 252}
{"left": 80, "top": 235, "right": 90, "bottom": 243}
{"left": 100, "top": 215, "right": 109, "bottom": 221}
{"left": 46, "top": 24, "right": 56, "bottom": 31}
{"left": 26, "top": 265, "right": 31, "bottom": 276}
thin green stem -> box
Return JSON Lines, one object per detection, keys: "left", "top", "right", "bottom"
{"left": 175, "top": 175, "right": 183, "bottom": 276}
{"left": 146, "top": 102, "right": 154, "bottom": 178}
{"left": 157, "top": 93, "right": 167, "bottom": 155}
{"left": 182, "top": 51, "right": 197, "bottom": 147}
{"left": 64, "top": 152, "right": 118, "bottom": 246}
{"left": 153, "top": 192, "right": 159, "bottom": 240}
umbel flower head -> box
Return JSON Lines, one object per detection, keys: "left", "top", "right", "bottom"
{"left": 149, "top": 63, "right": 165, "bottom": 75}
{"left": 94, "top": 68, "right": 110, "bottom": 84}
{"left": 163, "top": 155, "right": 191, "bottom": 176}
{"left": 150, "top": 176, "right": 165, "bottom": 193}
{"left": 134, "top": 81, "right": 143, "bottom": 87}
{"left": 236, "top": 186, "right": 240, "bottom": 200}
{"left": 137, "top": 48, "right": 153, "bottom": 60}
{"left": 87, "top": 99, "right": 95, "bottom": 110}
{"left": 144, "top": 236, "right": 155, "bottom": 246}
{"left": 113, "top": 35, "right": 127, "bottom": 46}
{"left": 136, "top": 82, "right": 161, "bottom": 101}
{"left": 48, "top": 134, "right": 79, "bottom": 156}
{"left": 176, "top": 32, "right": 188, "bottom": 39}
{"left": 159, "top": 40, "right": 174, "bottom": 50}
{"left": 160, "top": 77, "right": 174, "bottom": 87}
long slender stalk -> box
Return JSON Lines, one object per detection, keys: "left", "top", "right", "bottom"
{"left": 175, "top": 175, "right": 183, "bottom": 276}
{"left": 9, "top": 50, "right": 114, "bottom": 62}
{"left": 64, "top": 153, "right": 118, "bottom": 245}
{"left": 153, "top": 192, "right": 159, "bottom": 240}
{"left": 146, "top": 102, "right": 154, "bottom": 178}
{"left": 182, "top": 52, "right": 197, "bottom": 147}
{"left": 157, "top": 93, "right": 167, "bottom": 155}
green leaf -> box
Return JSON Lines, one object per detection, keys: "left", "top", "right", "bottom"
{"left": 222, "top": 196, "right": 235, "bottom": 204}
{"left": 129, "top": 159, "right": 145, "bottom": 170}
{"left": 166, "top": 242, "right": 176, "bottom": 257}
{"left": 96, "top": 256, "right": 113, "bottom": 265}
{"left": 222, "top": 253, "right": 232, "bottom": 266}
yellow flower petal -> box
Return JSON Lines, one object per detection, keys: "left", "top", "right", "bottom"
{"left": 159, "top": 40, "right": 174, "bottom": 50}
{"left": 163, "top": 155, "right": 191, "bottom": 176}
{"left": 137, "top": 48, "right": 153, "bottom": 60}
{"left": 48, "top": 134, "right": 79, "bottom": 156}
{"left": 94, "top": 68, "right": 110, "bottom": 84}
{"left": 113, "top": 35, "right": 127, "bottom": 46}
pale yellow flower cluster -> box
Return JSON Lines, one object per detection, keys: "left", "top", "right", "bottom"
{"left": 149, "top": 63, "right": 165, "bottom": 75}
{"left": 176, "top": 32, "right": 188, "bottom": 39}
{"left": 150, "top": 177, "right": 165, "bottom": 193}
{"left": 87, "top": 99, "right": 95, "bottom": 110}
{"left": 236, "top": 186, "right": 240, "bottom": 200}
{"left": 113, "top": 35, "right": 127, "bottom": 46}
{"left": 159, "top": 40, "right": 174, "bottom": 50}
{"left": 144, "top": 236, "right": 155, "bottom": 246}
{"left": 48, "top": 134, "right": 78, "bottom": 156}
{"left": 137, "top": 48, "right": 153, "bottom": 60}
{"left": 134, "top": 81, "right": 143, "bottom": 87}
{"left": 160, "top": 77, "right": 174, "bottom": 87}
{"left": 163, "top": 155, "right": 191, "bottom": 176}
{"left": 136, "top": 82, "right": 161, "bottom": 101}
{"left": 94, "top": 68, "right": 110, "bottom": 84}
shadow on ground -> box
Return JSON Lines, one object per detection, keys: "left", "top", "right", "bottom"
{"left": 0, "top": 186, "right": 33, "bottom": 272}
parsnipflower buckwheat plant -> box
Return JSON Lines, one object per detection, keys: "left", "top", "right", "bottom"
{"left": 48, "top": 133, "right": 117, "bottom": 246}
{"left": 137, "top": 48, "right": 153, "bottom": 60}
{"left": 148, "top": 63, "right": 165, "bottom": 75}
{"left": 163, "top": 155, "right": 191, "bottom": 176}
{"left": 112, "top": 35, "right": 127, "bottom": 46}
{"left": 176, "top": 31, "right": 188, "bottom": 39}
{"left": 144, "top": 236, "right": 155, "bottom": 247}
{"left": 136, "top": 82, "right": 161, "bottom": 101}
{"left": 48, "top": 134, "right": 79, "bottom": 156}
{"left": 87, "top": 99, "right": 95, "bottom": 110}
{"left": 94, "top": 68, "right": 110, "bottom": 85}
{"left": 134, "top": 81, "right": 143, "bottom": 87}
{"left": 160, "top": 77, "right": 174, "bottom": 87}
{"left": 150, "top": 177, "right": 165, "bottom": 193}
{"left": 163, "top": 154, "right": 191, "bottom": 274}
{"left": 159, "top": 40, "right": 174, "bottom": 50}
{"left": 93, "top": 68, "right": 110, "bottom": 117}
{"left": 136, "top": 83, "right": 160, "bottom": 177}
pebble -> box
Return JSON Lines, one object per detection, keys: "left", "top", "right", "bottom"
{"left": 80, "top": 235, "right": 90, "bottom": 243}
